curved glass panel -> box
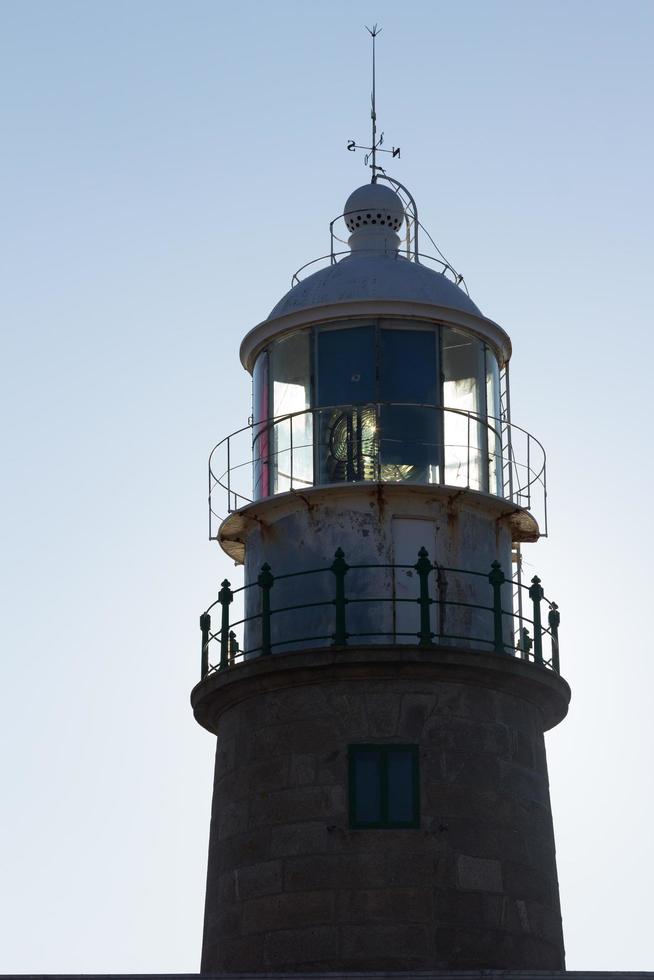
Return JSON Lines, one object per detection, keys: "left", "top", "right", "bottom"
{"left": 442, "top": 327, "right": 485, "bottom": 491}
{"left": 485, "top": 348, "right": 502, "bottom": 496}
{"left": 270, "top": 331, "right": 312, "bottom": 493}
{"left": 249, "top": 320, "right": 509, "bottom": 502}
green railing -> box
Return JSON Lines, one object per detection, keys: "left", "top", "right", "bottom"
{"left": 198, "top": 547, "right": 560, "bottom": 681}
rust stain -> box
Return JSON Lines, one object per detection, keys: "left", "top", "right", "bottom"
{"left": 290, "top": 488, "right": 315, "bottom": 514}
{"left": 435, "top": 562, "right": 448, "bottom": 636}
{"left": 494, "top": 513, "right": 508, "bottom": 551}
{"left": 242, "top": 511, "right": 270, "bottom": 532}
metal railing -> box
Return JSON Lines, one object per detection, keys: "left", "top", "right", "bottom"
{"left": 290, "top": 174, "right": 470, "bottom": 296}
{"left": 208, "top": 403, "right": 547, "bottom": 538}
{"left": 290, "top": 249, "right": 469, "bottom": 291}
{"left": 198, "top": 547, "right": 560, "bottom": 681}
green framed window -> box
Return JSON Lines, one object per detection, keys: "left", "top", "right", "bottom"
{"left": 348, "top": 744, "right": 420, "bottom": 829}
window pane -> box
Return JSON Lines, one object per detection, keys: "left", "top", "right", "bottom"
{"left": 352, "top": 748, "right": 382, "bottom": 824}
{"left": 270, "top": 332, "right": 312, "bottom": 493}
{"left": 442, "top": 327, "right": 485, "bottom": 490}
{"left": 317, "top": 326, "right": 375, "bottom": 407}
{"left": 379, "top": 329, "right": 438, "bottom": 404}
{"left": 485, "top": 347, "right": 502, "bottom": 497}
{"left": 387, "top": 748, "right": 416, "bottom": 824}
{"left": 379, "top": 405, "right": 440, "bottom": 483}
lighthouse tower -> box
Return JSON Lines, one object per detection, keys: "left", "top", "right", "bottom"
{"left": 192, "top": 150, "right": 570, "bottom": 970}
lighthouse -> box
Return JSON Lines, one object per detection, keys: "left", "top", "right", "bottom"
{"left": 192, "top": 60, "right": 569, "bottom": 969}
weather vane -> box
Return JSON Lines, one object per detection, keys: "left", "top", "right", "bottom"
{"left": 347, "top": 24, "right": 401, "bottom": 178}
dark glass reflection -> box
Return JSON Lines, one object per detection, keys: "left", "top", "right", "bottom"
{"left": 379, "top": 405, "right": 440, "bottom": 481}
{"left": 387, "top": 748, "right": 416, "bottom": 824}
{"left": 379, "top": 329, "right": 438, "bottom": 404}
{"left": 352, "top": 749, "right": 382, "bottom": 824}
{"left": 317, "top": 326, "right": 375, "bottom": 406}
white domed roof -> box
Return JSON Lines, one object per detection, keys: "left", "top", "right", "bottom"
{"left": 267, "top": 181, "right": 481, "bottom": 321}
{"left": 268, "top": 252, "right": 482, "bottom": 320}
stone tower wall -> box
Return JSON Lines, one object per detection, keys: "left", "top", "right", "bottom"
{"left": 196, "top": 649, "right": 569, "bottom": 973}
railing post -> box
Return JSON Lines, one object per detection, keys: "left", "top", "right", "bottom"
{"left": 218, "top": 579, "right": 233, "bottom": 670}
{"left": 200, "top": 612, "right": 211, "bottom": 679}
{"left": 331, "top": 547, "right": 349, "bottom": 646}
{"left": 529, "top": 575, "right": 544, "bottom": 665}
{"left": 228, "top": 630, "right": 240, "bottom": 665}
{"left": 548, "top": 601, "right": 560, "bottom": 673}
{"left": 415, "top": 546, "right": 434, "bottom": 646}
{"left": 488, "top": 561, "right": 506, "bottom": 654}
{"left": 258, "top": 563, "right": 274, "bottom": 656}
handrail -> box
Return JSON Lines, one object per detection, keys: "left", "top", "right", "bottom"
{"left": 198, "top": 547, "right": 560, "bottom": 680}
{"left": 207, "top": 402, "right": 547, "bottom": 538}
{"left": 290, "top": 246, "right": 469, "bottom": 290}
{"left": 286, "top": 180, "right": 470, "bottom": 296}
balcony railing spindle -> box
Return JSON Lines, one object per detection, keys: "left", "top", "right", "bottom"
{"left": 218, "top": 580, "right": 233, "bottom": 670}
{"left": 548, "top": 602, "right": 560, "bottom": 673}
{"left": 200, "top": 612, "right": 211, "bottom": 679}
{"left": 415, "top": 547, "right": 434, "bottom": 646}
{"left": 488, "top": 561, "right": 506, "bottom": 654}
{"left": 530, "top": 575, "right": 544, "bottom": 665}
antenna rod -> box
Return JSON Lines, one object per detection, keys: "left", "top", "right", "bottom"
{"left": 366, "top": 24, "right": 381, "bottom": 181}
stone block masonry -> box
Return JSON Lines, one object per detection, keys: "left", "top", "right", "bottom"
{"left": 192, "top": 646, "right": 570, "bottom": 973}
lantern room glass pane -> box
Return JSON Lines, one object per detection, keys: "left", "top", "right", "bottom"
{"left": 442, "top": 327, "right": 485, "bottom": 491}
{"left": 379, "top": 405, "right": 440, "bottom": 482}
{"left": 316, "top": 325, "right": 376, "bottom": 406}
{"left": 251, "top": 321, "right": 506, "bottom": 500}
{"left": 485, "top": 348, "right": 503, "bottom": 497}
{"left": 378, "top": 328, "right": 440, "bottom": 482}
{"left": 270, "top": 331, "right": 312, "bottom": 493}
{"left": 317, "top": 326, "right": 376, "bottom": 484}
{"left": 318, "top": 403, "right": 378, "bottom": 484}
{"left": 379, "top": 328, "right": 438, "bottom": 404}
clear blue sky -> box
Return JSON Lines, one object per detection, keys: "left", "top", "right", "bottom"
{"left": 1, "top": 0, "right": 653, "bottom": 972}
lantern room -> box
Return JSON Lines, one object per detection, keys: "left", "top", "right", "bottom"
{"left": 252, "top": 317, "right": 503, "bottom": 498}
{"left": 210, "top": 179, "right": 546, "bottom": 546}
